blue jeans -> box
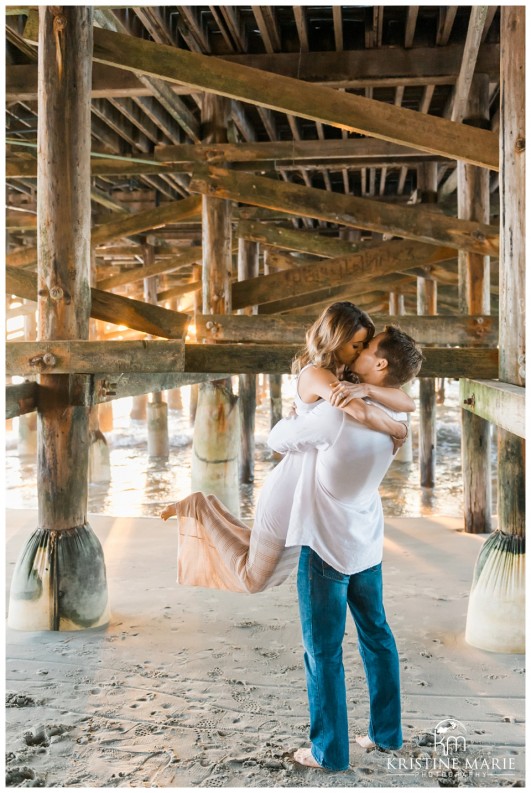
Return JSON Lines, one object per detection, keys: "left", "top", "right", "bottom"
{"left": 297, "top": 546, "right": 402, "bottom": 771}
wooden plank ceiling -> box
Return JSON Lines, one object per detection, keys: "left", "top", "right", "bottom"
{"left": 6, "top": 6, "right": 501, "bottom": 325}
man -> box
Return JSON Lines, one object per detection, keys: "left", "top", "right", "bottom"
{"left": 268, "top": 325, "right": 423, "bottom": 772}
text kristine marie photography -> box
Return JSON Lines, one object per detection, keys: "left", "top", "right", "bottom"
{"left": 386, "top": 719, "right": 519, "bottom": 784}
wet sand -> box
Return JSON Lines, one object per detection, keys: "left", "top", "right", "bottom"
{"left": 5, "top": 509, "right": 525, "bottom": 788}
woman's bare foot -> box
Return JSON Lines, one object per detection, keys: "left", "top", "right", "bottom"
{"left": 293, "top": 748, "right": 322, "bottom": 768}
{"left": 161, "top": 504, "right": 176, "bottom": 521}
{"left": 356, "top": 735, "right": 376, "bottom": 750}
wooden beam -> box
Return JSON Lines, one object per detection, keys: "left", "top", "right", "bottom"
{"left": 8, "top": 43, "right": 501, "bottom": 101}
{"left": 460, "top": 379, "right": 525, "bottom": 439}
{"left": 450, "top": 6, "right": 490, "bottom": 123}
{"left": 88, "top": 372, "right": 229, "bottom": 405}
{"left": 190, "top": 167, "right": 499, "bottom": 256}
{"left": 237, "top": 220, "right": 360, "bottom": 258}
{"left": 6, "top": 266, "right": 191, "bottom": 339}
{"left": 13, "top": 137, "right": 431, "bottom": 179}
{"left": 82, "top": 26, "right": 499, "bottom": 169}
{"left": 195, "top": 313, "right": 498, "bottom": 346}
{"left": 6, "top": 381, "right": 39, "bottom": 419}
{"left": 7, "top": 340, "right": 185, "bottom": 376}
{"left": 5, "top": 197, "right": 202, "bottom": 268}
{"left": 96, "top": 245, "right": 202, "bottom": 290}
{"left": 256, "top": 284, "right": 383, "bottom": 315}
{"left": 231, "top": 239, "right": 455, "bottom": 310}
{"left": 157, "top": 280, "right": 202, "bottom": 302}
{"left": 91, "top": 196, "right": 202, "bottom": 245}
{"left": 8, "top": 155, "right": 176, "bottom": 180}
{"left": 6, "top": 340, "right": 499, "bottom": 379}
{"left": 154, "top": 137, "right": 434, "bottom": 166}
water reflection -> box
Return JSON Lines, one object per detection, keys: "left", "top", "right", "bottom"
{"left": 5, "top": 379, "right": 497, "bottom": 521}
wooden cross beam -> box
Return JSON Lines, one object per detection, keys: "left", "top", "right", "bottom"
{"left": 190, "top": 167, "right": 498, "bottom": 257}
{"left": 6, "top": 266, "right": 191, "bottom": 339}
{"left": 45, "top": 24, "right": 498, "bottom": 169}
{"left": 195, "top": 313, "right": 498, "bottom": 346}
{"left": 6, "top": 196, "right": 202, "bottom": 269}
{"left": 5, "top": 373, "right": 227, "bottom": 416}
{"left": 237, "top": 220, "right": 361, "bottom": 258}
{"left": 7, "top": 139, "right": 449, "bottom": 179}
{"left": 96, "top": 245, "right": 203, "bottom": 290}
{"left": 460, "top": 379, "right": 526, "bottom": 439}
{"left": 231, "top": 239, "right": 456, "bottom": 310}
{"left": 6, "top": 340, "right": 499, "bottom": 379}
{"left": 93, "top": 27, "right": 498, "bottom": 168}
{"left": 8, "top": 43, "right": 501, "bottom": 102}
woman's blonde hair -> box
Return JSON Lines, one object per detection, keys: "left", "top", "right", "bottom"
{"left": 292, "top": 302, "right": 375, "bottom": 375}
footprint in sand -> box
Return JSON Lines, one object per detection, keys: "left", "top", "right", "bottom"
{"left": 6, "top": 766, "right": 46, "bottom": 786}
{"left": 6, "top": 692, "right": 41, "bottom": 708}
{"left": 23, "top": 724, "right": 69, "bottom": 748}
{"left": 236, "top": 620, "right": 263, "bottom": 630}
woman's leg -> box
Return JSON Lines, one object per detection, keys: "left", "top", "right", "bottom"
{"left": 296, "top": 546, "right": 350, "bottom": 771}
{"left": 346, "top": 563, "right": 402, "bottom": 750}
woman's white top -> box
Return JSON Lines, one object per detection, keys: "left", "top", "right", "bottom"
{"left": 268, "top": 367, "right": 405, "bottom": 575}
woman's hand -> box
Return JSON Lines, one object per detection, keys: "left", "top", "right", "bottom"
{"left": 391, "top": 421, "right": 409, "bottom": 454}
{"left": 329, "top": 381, "right": 369, "bottom": 408}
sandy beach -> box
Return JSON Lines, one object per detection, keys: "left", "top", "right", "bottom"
{"left": 5, "top": 509, "right": 525, "bottom": 788}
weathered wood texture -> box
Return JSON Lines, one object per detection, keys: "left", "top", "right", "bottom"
{"left": 498, "top": 7, "right": 525, "bottom": 540}
{"left": 6, "top": 342, "right": 499, "bottom": 379}
{"left": 457, "top": 75, "right": 492, "bottom": 534}
{"left": 6, "top": 381, "right": 39, "bottom": 419}
{"left": 190, "top": 167, "right": 498, "bottom": 256}
{"left": 7, "top": 341, "right": 185, "bottom": 376}
{"left": 201, "top": 94, "right": 233, "bottom": 315}
{"left": 7, "top": 266, "right": 190, "bottom": 339}
{"left": 238, "top": 238, "right": 259, "bottom": 483}
{"left": 238, "top": 220, "right": 360, "bottom": 258}
{"left": 86, "top": 26, "right": 499, "bottom": 168}
{"left": 232, "top": 239, "right": 455, "bottom": 310}
{"left": 416, "top": 163, "right": 439, "bottom": 490}
{"left": 91, "top": 373, "right": 230, "bottom": 405}
{"left": 8, "top": 42, "right": 501, "bottom": 100}
{"left": 194, "top": 314, "right": 498, "bottom": 346}
{"left": 6, "top": 197, "right": 202, "bottom": 269}
{"left": 36, "top": 6, "right": 93, "bottom": 532}
{"left": 96, "top": 245, "right": 202, "bottom": 290}
{"left": 457, "top": 75, "right": 491, "bottom": 315}
{"left": 499, "top": 10, "right": 525, "bottom": 388}
{"left": 6, "top": 138, "right": 452, "bottom": 180}
{"left": 460, "top": 380, "right": 525, "bottom": 439}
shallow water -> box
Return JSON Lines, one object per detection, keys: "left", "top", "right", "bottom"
{"left": 5, "top": 378, "right": 497, "bottom": 521}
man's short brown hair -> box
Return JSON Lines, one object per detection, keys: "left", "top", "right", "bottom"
{"left": 376, "top": 325, "right": 424, "bottom": 386}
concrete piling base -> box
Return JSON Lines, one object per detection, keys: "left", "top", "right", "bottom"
{"left": 147, "top": 400, "right": 169, "bottom": 458}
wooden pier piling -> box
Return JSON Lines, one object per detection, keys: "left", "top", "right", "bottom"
{"left": 191, "top": 95, "right": 240, "bottom": 513}
{"left": 466, "top": 6, "right": 525, "bottom": 653}
{"left": 8, "top": 7, "right": 110, "bottom": 632}
{"left": 458, "top": 75, "right": 492, "bottom": 533}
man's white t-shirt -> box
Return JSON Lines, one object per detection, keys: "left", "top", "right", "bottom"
{"left": 268, "top": 399, "right": 405, "bottom": 575}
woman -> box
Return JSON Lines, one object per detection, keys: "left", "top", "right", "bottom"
{"left": 161, "top": 302, "right": 413, "bottom": 593}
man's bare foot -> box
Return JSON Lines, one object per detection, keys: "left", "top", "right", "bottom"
{"left": 293, "top": 748, "right": 322, "bottom": 768}
{"left": 356, "top": 735, "right": 376, "bottom": 750}
{"left": 161, "top": 504, "right": 176, "bottom": 521}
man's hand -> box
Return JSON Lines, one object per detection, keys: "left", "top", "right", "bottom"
{"left": 329, "top": 381, "right": 369, "bottom": 408}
